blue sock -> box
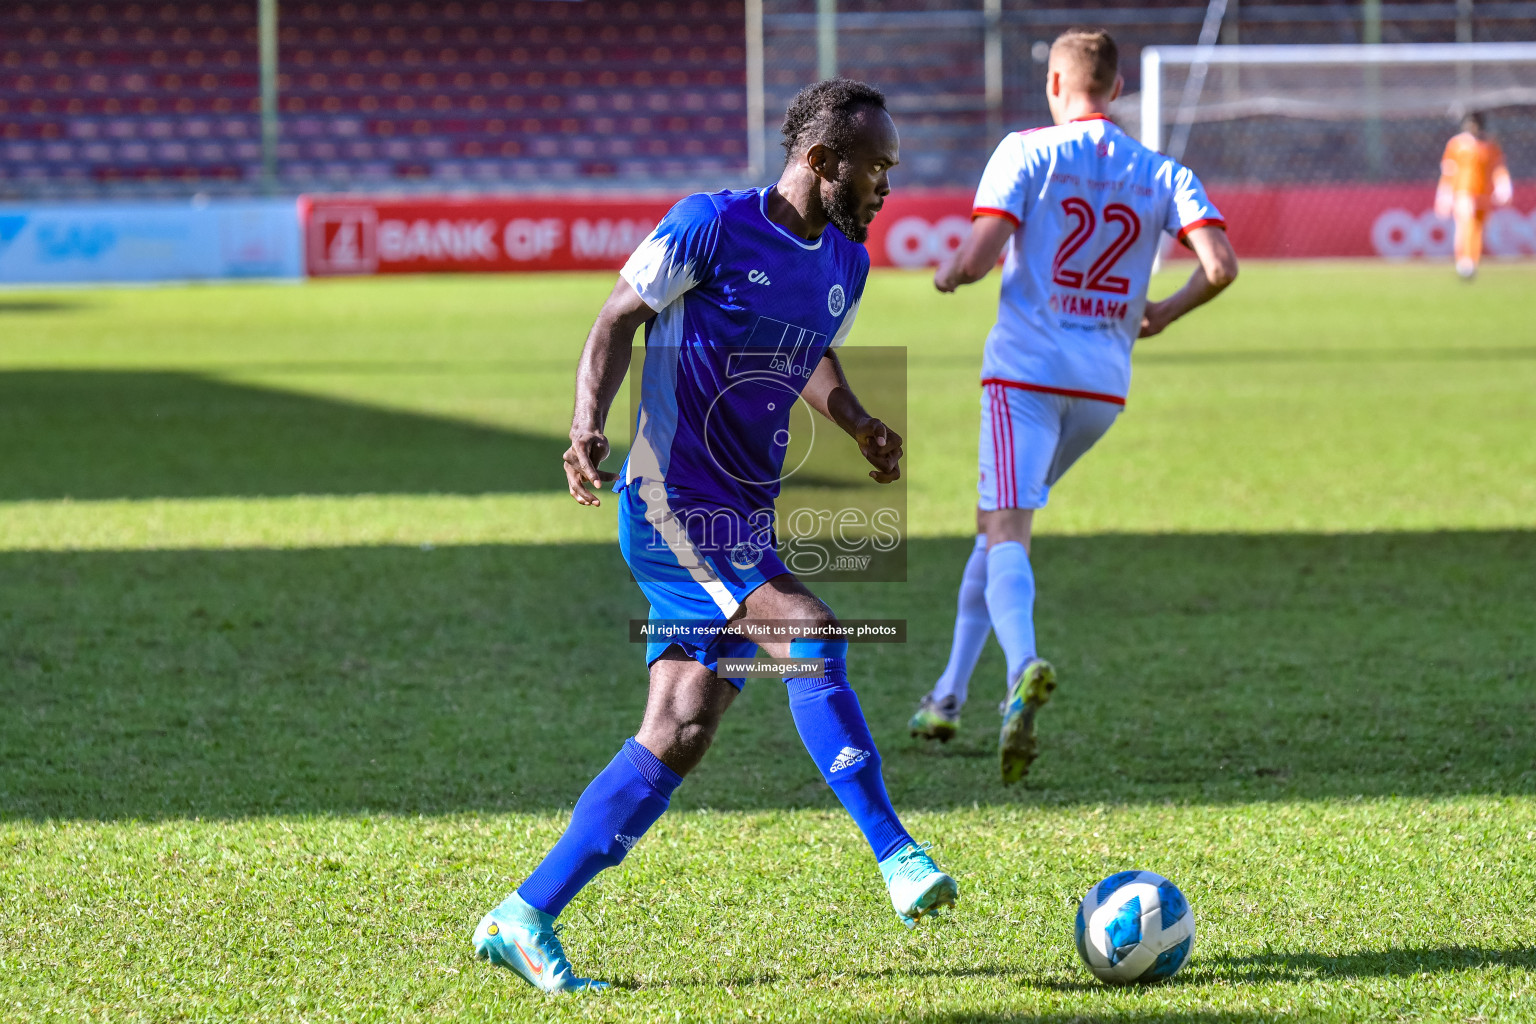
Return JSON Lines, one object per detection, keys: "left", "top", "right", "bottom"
{"left": 984, "top": 540, "right": 1037, "bottom": 683}
{"left": 785, "top": 638, "right": 912, "bottom": 863}
{"left": 516, "top": 737, "right": 682, "bottom": 917}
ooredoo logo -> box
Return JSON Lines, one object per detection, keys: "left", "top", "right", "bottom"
{"left": 1373, "top": 206, "right": 1536, "bottom": 258}
{"left": 1484, "top": 209, "right": 1536, "bottom": 255}
{"left": 883, "top": 215, "right": 971, "bottom": 269}
{"left": 1371, "top": 209, "right": 1453, "bottom": 258}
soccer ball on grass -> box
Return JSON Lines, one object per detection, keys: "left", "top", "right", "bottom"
{"left": 1074, "top": 869, "right": 1195, "bottom": 984}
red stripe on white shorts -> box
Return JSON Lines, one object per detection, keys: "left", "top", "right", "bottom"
{"left": 981, "top": 376, "right": 1126, "bottom": 407}
{"left": 999, "top": 382, "right": 1017, "bottom": 506}
{"left": 987, "top": 383, "right": 1005, "bottom": 507}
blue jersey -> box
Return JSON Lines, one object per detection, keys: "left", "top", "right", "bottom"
{"left": 618, "top": 187, "right": 868, "bottom": 520}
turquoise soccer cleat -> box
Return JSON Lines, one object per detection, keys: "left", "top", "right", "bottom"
{"left": 879, "top": 841, "right": 959, "bottom": 929}
{"left": 999, "top": 658, "right": 1057, "bottom": 785}
{"left": 471, "top": 894, "right": 610, "bottom": 994}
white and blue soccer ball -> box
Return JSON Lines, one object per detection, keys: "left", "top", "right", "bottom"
{"left": 1074, "top": 870, "right": 1196, "bottom": 985}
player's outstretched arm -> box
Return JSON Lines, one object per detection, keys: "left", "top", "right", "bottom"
{"left": 1492, "top": 154, "right": 1513, "bottom": 207}
{"left": 1139, "top": 226, "right": 1239, "bottom": 339}
{"left": 933, "top": 215, "right": 1015, "bottom": 293}
{"left": 802, "top": 352, "right": 904, "bottom": 484}
{"left": 564, "top": 277, "right": 656, "bottom": 506}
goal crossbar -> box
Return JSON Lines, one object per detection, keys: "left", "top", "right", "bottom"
{"left": 1141, "top": 42, "right": 1536, "bottom": 154}
{"left": 1147, "top": 42, "right": 1536, "bottom": 66}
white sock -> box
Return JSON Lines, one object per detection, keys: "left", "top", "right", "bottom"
{"left": 931, "top": 535, "right": 991, "bottom": 708}
{"left": 984, "top": 540, "right": 1037, "bottom": 685}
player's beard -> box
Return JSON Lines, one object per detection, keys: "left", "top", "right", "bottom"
{"left": 824, "top": 174, "right": 868, "bottom": 243}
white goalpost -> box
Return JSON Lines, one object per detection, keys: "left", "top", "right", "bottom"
{"left": 1134, "top": 42, "right": 1536, "bottom": 260}
{"left": 1140, "top": 42, "right": 1536, "bottom": 160}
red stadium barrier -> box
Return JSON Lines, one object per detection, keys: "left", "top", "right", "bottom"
{"left": 302, "top": 185, "right": 1536, "bottom": 276}
{"left": 866, "top": 193, "right": 979, "bottom": 269}
{"left": 1197, "top": 183, "right": 1536, "bottom": 259}
{"left": 299, "top": 191, "right": 988, "bottom": 274}
{"left": 301, "top": 195, "right": 679, "bottom": 276}
{"left": 872, "top": 186, "right": 1536, "bottom": 262}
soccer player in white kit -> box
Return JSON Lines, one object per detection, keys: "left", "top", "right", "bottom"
{"left": 908, "top": 28, "right": 1240, "bottom": 784}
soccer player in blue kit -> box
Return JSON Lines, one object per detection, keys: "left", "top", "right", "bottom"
{"left": 470, "top": 79, "right": 959, "bottom": 994}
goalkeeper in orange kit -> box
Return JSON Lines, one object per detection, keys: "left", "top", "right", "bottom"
{"left": 1436, "top": 112, "right": 1513, "bottom": 280}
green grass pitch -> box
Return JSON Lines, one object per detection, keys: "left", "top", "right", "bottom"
{"left": 2, "top": 263, "right": 1534, "bottom": 1023}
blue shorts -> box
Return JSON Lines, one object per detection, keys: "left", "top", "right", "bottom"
{"left": 617, "top": 480, "right": 789, "bottom": 686}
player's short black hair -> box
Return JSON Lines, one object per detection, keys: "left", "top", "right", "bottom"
{"left": 780, "top": 78, "right": 888, "bottom": 160}
{"left": 1463, "top": 111, "right": 1486, "bottom": 131}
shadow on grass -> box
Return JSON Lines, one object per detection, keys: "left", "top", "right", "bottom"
{"left": 847, "top": 1013, "right": 1356, "bottom": 1023}
{"left": 1204, "top": 945, "right": 1536, "bottom": 981}
{"left": 1, "top": 530, "right": 1533, "bottom": 820}
{"left": 1137, "top": 346, "right": 1536, "bottom": 366}
{"left": 646, "top": 944, "right": 1534, "bottom": 1015}
{"left": 0, "top": 369, "right": 859, "bottom": 499}
{"left": 0, "top": 298, "right": 92, "bottom": 315}
{"left": 0, "top": 370, "right": 571, "bottom": 499}
{"left": 848, "top": 944, "right": 1536, "bottom": 992}
{"left": 1018, "top": 944, "right": 1536, "bottom": 995}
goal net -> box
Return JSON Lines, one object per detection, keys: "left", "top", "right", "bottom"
{"left": 1129, "top": 43, "right": 1536, "bottom": 260}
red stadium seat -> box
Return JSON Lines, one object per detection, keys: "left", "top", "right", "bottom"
{"left": 0, "top": 0, "right": 1182, "bottom": 191}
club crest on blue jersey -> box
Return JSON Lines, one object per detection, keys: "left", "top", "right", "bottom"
{"left": 828, "top": 283, "right": 846, "bottom": 316}
{"left": 729, "top": 541, "right": 765, "bottom": 570}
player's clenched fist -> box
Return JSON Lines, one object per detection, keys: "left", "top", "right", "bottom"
{"left": 1138, "top": 298, "right": 1175, "bottom": 338}
{"left": 851, "top": 417, "right": 903, "bottom": 484}
{"left": 564, "top": 428, "right": 617, "bottom": 506}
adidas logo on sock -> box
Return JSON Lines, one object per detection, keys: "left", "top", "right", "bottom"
{"left": 829, "top": 746, "right": 870, "bottom": 773}
{"left": 614, "top": 833, "right": 639, "bottom": 851}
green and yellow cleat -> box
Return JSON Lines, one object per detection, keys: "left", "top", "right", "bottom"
{"left": 999, "top": 659, "right": 1057, "bottom": 785}
{"left": 879, "top": 841, "right": 959, "bottom": 929}
{"left": 908, "top": 694, "right": 961, "bottom": 742}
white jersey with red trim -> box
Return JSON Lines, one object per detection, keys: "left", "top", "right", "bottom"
{"left": 972, "top": 115, "right": 1223, "bottom": 403}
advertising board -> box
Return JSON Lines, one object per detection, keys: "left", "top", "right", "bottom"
{"left": 303, "top": 195, "right": 676, "bottom": 276}
{"left": 301, "top": 185, "right": 1536, "bottom": 278}
{"left": 0, "top": 200, "right": 303, "bottom": 285}
{"left": 874, "top": 187, "right": 1536, "bottom": 263}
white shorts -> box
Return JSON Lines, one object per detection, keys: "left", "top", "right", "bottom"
{"left": 978, "top": 381, "right": 1122, "bottom": 510}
